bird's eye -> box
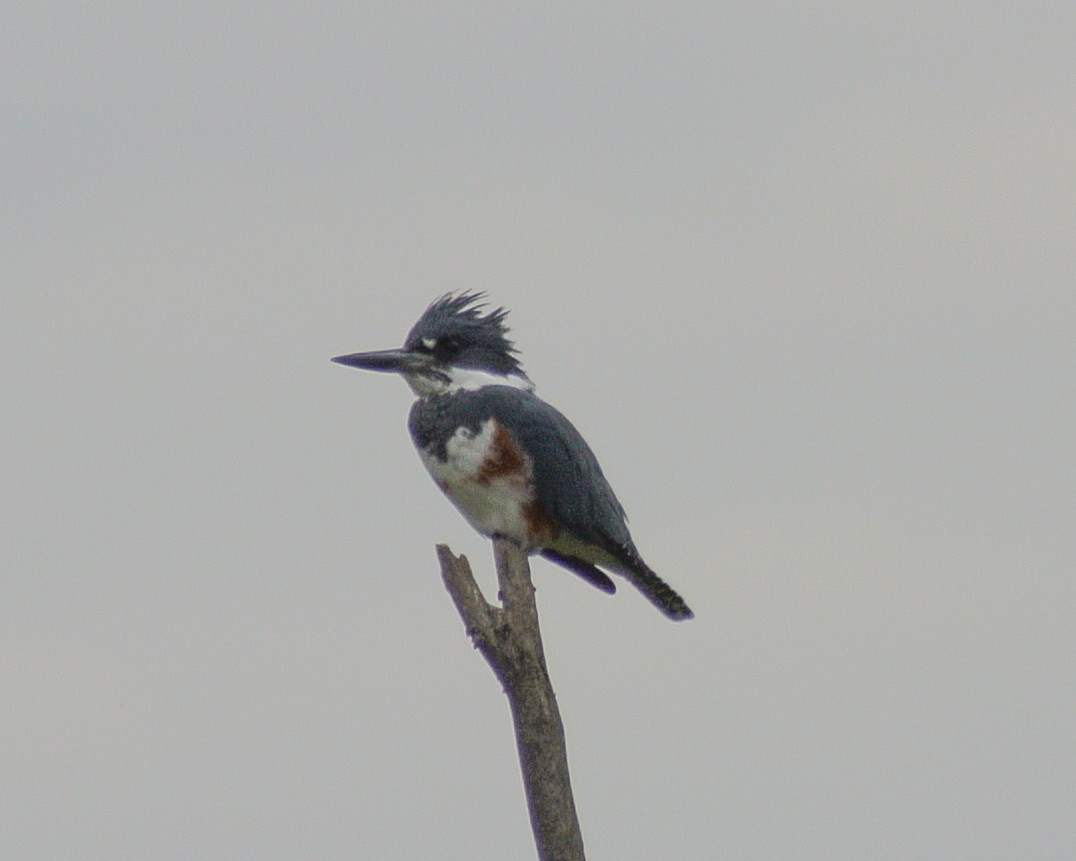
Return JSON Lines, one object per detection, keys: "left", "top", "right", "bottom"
{"left": 433, "top": 337, "right": 461, "bottom": 359}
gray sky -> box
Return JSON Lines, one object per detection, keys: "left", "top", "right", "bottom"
{"left": 4, "top": 4, "right": 1074, "bottom": 859}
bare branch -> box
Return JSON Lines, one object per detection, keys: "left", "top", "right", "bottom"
{"left": 435, "top": 539, "right": 586, "bottom": 861}
{"left": 437, "top": 544, "right": 498, "bottom": 647}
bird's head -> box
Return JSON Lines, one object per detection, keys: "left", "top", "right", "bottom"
{"left": 332, "top": 292, "right": 532, "bottom": 396}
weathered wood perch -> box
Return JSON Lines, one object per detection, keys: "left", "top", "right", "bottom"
{"left": 436, "top": 537, "right": 586, "bottom": 861}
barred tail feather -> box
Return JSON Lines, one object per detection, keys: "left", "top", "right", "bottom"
{"left": 623, "top": 560, "right": 694, "bottom": 621}
{"left": 542, "top": 540, "right": 693, "bottom": 620}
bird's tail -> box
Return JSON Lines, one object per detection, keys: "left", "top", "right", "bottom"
{"left": 617, "top": 552, "right": 694, "bottom": 621}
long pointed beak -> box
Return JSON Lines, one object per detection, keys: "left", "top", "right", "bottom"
{"left": 331, "top": 348, "right": 433, "bottom": 374}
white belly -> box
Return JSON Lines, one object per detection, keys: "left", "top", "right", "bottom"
{"left": 417, "top": 420, "right": 539, "bottom": 545}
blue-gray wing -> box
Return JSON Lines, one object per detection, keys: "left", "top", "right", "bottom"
{"left": 477, "top": 387, "right": 633, "bottom": 551}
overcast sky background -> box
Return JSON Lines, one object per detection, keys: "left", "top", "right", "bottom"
{"left": 4, "top": 4, "right": 1074, "bottom": 859}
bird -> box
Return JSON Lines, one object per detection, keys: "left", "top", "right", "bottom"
{"left": 332, "top": 292, "right": 693, "bottom": 621}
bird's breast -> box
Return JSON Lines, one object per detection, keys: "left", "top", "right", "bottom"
{"left": 416, "top": 418, "right": 556, "bottom": 547}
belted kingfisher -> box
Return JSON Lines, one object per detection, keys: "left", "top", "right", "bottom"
{"left": 332, "top": 293, "right": 693, "bottom": 621}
